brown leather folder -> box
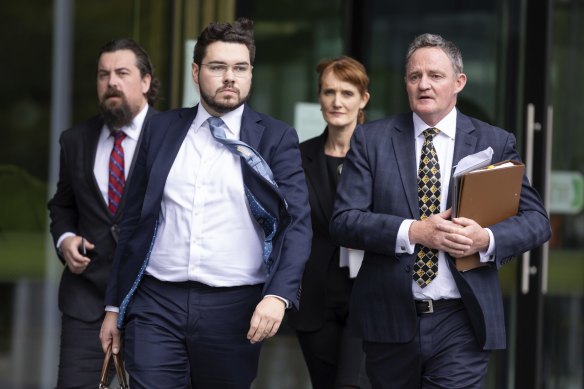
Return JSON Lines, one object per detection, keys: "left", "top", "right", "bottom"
{"left": 453, "top": 160, "right": 525, "bottom": 271}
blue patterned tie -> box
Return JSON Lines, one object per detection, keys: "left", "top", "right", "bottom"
{"left": 207, "top": 116, "right": 280, "bottom": 273}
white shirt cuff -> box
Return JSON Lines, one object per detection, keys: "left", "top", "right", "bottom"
{"left": 396, "top": 219, "right": 416, "bottom": 254}
{"left": 56, "top": 232, "right": 76, "bottom": 250}
{"left": 479, "top": 228, "right": 496, "bottom": 263}
{"left": 105, "top": 306, "right": 120, "bottom": 313}
{"left": 265, "top": 294, "right": 289, "bottom": 309}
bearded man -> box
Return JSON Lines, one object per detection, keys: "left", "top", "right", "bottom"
{"left": 48, "top": 38, "right": 158, "bottom": 389}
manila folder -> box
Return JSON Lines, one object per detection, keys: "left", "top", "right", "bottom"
{"left": 454, "top": 160, "right": 525, "bottom": 271}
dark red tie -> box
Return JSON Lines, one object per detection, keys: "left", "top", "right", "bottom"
{"left": 108, "top": 131, "right": 127, "bottom": 214}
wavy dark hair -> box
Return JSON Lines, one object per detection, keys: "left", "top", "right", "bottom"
{"left": 98, "top": 38, "right": 160, "bottom": 105}
{"left": 193, "top": 18, "right": 256, "bottom": 66}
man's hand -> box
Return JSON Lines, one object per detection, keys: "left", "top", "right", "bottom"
{"left": 247, "top": 296, "right": 286, "bottom": 344}
{"left": 100, "top": 311, "right": 121, "bottom": 354}
{"left": 439, "top": 216, "right": 490, "bottom": 257}
{"left": 409, "top": 209, "right": 473, "bottom": 255}
{"left": 60, "top": 236, "right": 95, "bottom": 274}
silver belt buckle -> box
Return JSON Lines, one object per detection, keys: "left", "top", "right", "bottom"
{"left": 422, "top": 299, "right": 434, "bottom": 314}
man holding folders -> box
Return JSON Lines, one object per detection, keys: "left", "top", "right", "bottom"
{"left": 330, "top": 33, "right": 551, "bottom": 388}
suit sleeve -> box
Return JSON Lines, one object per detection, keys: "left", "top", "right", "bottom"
{"left": 487, "top": 133, "right": 551, "bottom": 267}
{"left": 330, "top": 126, "right": 405, "bottom": 255}
{"left": 47, "top": 131, "right": 77, "bottom": 264}
{"left": 265, "top": 126, "right": 312, "bottom": 309}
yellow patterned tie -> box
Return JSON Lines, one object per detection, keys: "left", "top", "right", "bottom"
{"left": 413, "top": 128, "right": 441, "bottom": 287}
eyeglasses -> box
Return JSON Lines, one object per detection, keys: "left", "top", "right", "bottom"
{"left": 200, "top": 63, "right": 252, "bottom": 77}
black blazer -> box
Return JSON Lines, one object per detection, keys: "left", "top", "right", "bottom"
{"left": 48, "top": 107, "right": 156, "bottom": 322}
{"left": 288, "top": 129, "right": 340, "bottom": 331}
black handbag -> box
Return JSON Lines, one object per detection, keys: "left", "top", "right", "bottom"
{"left": 99, "top": 344, "right": 129, "bottom": 389}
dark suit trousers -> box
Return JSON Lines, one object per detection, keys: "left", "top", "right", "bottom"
{"left": 363, "top": 304, "right": 490, "bottom": 389}
{"left": 296, "top": 262, "right": 370, "bottom": 389}
{"left": 297, "top": 311, "right": 370, "bottom": 389}
{"left": 57, "top": 313, "right": 112, "bottom": 389}
{"left": 124, "top": 276, "right": 263, "bottom": 389}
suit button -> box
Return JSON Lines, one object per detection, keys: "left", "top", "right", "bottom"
{"left": 405, "top": 265, "right": 411, "bottom": 273}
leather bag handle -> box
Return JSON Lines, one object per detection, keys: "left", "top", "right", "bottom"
{"left": 99, "top": 344, "right": 129, "bottom": 389}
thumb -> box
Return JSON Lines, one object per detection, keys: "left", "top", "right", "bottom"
{"left": 112, "top": 333, "right": 121, "bottom": 354}
{"left": 84, "top": 240, "right": 96, "bottom": 250}
{"left": 451, "top": 216, "right": 476, "bottom": 227}
{"left": 438, "top": 208, "right": 452, "bottom": 219}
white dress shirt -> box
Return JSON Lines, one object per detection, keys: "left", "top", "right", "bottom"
{"left": 93, "top": 105, "right": 148, "bottom": 203}
{"left": 395, "top": 108, "right": 495, "bottom": 300}
{"left": 145, "top": 104, "right": 266, "bottom": 287}
{"left": 56, "top": 104, "right": 149, "bottom": 249}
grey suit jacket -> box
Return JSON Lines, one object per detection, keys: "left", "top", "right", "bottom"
{"left": 330, "top": 110, "right": 551, "bottom": 350}
{"left": 48, "top": 107, "right": 156, "bottom": 322}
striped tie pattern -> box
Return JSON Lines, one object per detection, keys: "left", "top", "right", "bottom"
{"left": 413, "top": 128, "right": 441, "bottom": 287}
{"left": 108, "top": 131, "right": 127, "bottom": 215}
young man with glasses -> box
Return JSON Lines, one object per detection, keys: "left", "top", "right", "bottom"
{"left": 100, "top": 18, "right": 312, "bottom": 389}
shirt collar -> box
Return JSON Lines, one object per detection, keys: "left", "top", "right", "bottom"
{"left": 194, "top": 104, "right": 244, "bottom": 138}
{"left": 412, "top": 108, "right": 457, "bottom": 140}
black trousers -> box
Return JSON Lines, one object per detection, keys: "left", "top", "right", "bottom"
{"left": 57, "top": 313, "right": 113, "bottom": 389}
{"left": 297, "top": 307, "right": 371, "bottom": 389}
{"left": 124, "top": 276, "right": 263, "bottom": 389}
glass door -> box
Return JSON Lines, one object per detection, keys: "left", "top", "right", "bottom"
{"left": 541, "top": 0, "right": 584, "bottom": 387}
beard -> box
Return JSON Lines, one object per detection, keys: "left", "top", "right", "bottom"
{"left": 199, "top": 83, "right": 250, "bottom": 114}
{"left": 99, "top": 87, "right": 134, "bottom": 129}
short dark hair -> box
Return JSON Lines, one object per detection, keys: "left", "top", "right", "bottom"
{"left": 98, "top": 38, "right": 160, "bottom": 105}
{"left": 192, "top": 18, "right": 256, "bottom": 66}
{"left": 406, "top": 33, "right": 464, "bottom": 75}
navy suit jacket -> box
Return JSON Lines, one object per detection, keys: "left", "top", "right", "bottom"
{"left": 330, "top": 110, "right": 551, "bottom": 350}
{"left": 105, "top": 104, "right": 312, "bottom": 327}
{"left": 48, "top": 107, "right": 156, "bottom": 322}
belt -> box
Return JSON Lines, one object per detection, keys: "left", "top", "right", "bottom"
{"left": 414, "top": 299, "right": 463, "bottom": 315}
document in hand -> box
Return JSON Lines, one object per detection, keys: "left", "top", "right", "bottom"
{"left": 452, "top": 158, "right": 525, "bottom": 271}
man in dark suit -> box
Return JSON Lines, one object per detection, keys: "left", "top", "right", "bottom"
{"left": 48, "top": 38, "right": 158, "bottom": 388}
{"left": 99, "top": 18, "right": 312, "bottom": 388}
{"left": 330, "top": 33, "right": 551, "bottom": 388}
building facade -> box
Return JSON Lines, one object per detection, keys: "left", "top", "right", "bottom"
{"left": 0, "top": 0, "right": 581, "bottom": 388}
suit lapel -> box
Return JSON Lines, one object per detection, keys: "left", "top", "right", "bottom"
{"left": 116, "top": 107, "right": 157, "bottom": 220}
{"left": 145, "top": 107, "right": 198, "bottom": 210}
{"left": 305, "top": 131, "right": 335, "bottom": 224}
{"left": 125, "top": 106, "right": 156, "bottom": 183}
{"left": 447, "top": 112, "right": 478, "bottom": 208}
{"left": 392, "top": 115, "right": 419, "bottom": 218}
{"left": 240, "top": 104, "right": 263, "bottom": 149}
{"left": 83, "top": 117, "right": 110, "bottom": 214}
{"left": 238, "top": 104, "right": 286, "bottom": 218}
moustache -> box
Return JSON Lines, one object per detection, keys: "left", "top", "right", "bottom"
{"left": 104, "top": 88, "right": 125, "bottom": 99}
{"left": 218, "top": 85, "right": 239, "bottom": 94}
